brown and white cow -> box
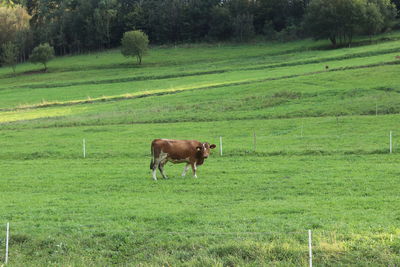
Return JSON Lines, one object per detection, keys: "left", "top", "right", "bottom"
{"left": 150, "top": 139, "right": 216, "bottom": 180}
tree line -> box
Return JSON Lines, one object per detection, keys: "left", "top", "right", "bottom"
{"left": 0, "top": 0, "right": 399, "bottom": 67}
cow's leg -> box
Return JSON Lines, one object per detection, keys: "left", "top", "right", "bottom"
{"left": 152, "top": 161, "right": 159, "bottom": 181}
{"left": 158, "top": 161, "right": 168, "bottom": 179}
{"left": 181, "top": 164, "right": 190, "bottom": 177}
{"left": 151, "top": 146, "right": 161, "bottom": 181}
{"left": 191, "top": 162, "right": 197, "bottom": 178}
{"left": 152, "top": 167, "right": 158, "bottom": 180}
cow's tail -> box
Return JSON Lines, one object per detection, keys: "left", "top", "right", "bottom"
{"left": 150, "top": 144, "right": 155, "bottom": 170}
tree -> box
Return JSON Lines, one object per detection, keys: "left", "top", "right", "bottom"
{"left": 121, "top": 30, "right": 149, "bottom": 65}
{"left": 392, "top": 0, "right": 400, "bottom": 15}
{"left": 30, "top": 43, "right": 55, "bottom": 71}
{"left": 363, "top": 2, "right": 384, "bottom": 38}
{"left": 370, "top": 0, "right": 397, "bottom": 30}
{"left": 93, "top": 0, "right": 118, "bottom": 48}
{"left": 1, "top": 42, "right": 18, "bottom": 73}
{"left": 233, "top": 13, "right": 255, "bottom": 42}
{"left": 0, "top": 4, "right": 30, "bottom": 46}
{"left": 305, "top": 0, "right": 397, "bottom": 47}
{"left": 208, "top": 5, "right": 233, "bottom": 41}
{"left": 305, "top": 0, "right": 367, "bottom": 47}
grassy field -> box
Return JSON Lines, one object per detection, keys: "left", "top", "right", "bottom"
{"left": 1, "top": 33, "right": 400, "bottom": 266}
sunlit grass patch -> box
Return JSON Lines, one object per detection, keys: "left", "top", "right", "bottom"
{"left": 0, "top": 106, "right": 86, "bottom": 123}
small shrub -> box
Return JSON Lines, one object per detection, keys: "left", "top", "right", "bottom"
{"left": 30, "top": 43, "right": 55, "bottom": 71}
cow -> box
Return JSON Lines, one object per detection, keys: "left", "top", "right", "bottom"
{"left": 150, "top": 139, "right": 216, "bottom": 180}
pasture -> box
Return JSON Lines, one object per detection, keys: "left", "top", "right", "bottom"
{"left": 1, "top": 33, "right": 400, "bottom": 266}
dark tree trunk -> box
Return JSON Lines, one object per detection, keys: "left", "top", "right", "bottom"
{"left": 329, "top": 36, "right": 337, "bottom": 48}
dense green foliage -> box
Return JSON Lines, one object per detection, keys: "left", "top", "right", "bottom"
{"left": 305, "top": 0, "right": 397, "bottom": 46}
{"left": 121, "top": 30, "right": 149, "bottom": 64}
{"left": 29, "top": 43, "right": 55, "bottom": 71}
{"left": 0, "top": 32, "right": 400, "bottom": 265}
{"left": 0, "top": 0, "right": 399, "bottom": 64}
{"left": 0, "top": 3, "right": 30, "bottom": 45}
{"left": 0, "top": 42, "right": 18, "bottom": 73}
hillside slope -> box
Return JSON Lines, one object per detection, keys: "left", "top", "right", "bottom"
{"left": 1, "top": 34, "right": 400, "bottom": 266}
{"left": 1, "top": 33, "right": 400, "bottom": 126}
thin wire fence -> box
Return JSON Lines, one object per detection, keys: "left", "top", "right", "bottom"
{"left": 1, "top": 222, "right": 399, "bottom": 266}
{"left": 0, "top": 131, "right": 397, "bottom": 160}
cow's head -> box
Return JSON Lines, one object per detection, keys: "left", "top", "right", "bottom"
{"left": 196, "top": 142, "right": 216, "bottom": 159}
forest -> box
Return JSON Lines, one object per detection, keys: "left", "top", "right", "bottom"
{"left": 0, "top": 0, "right": 399, "bottom": 61}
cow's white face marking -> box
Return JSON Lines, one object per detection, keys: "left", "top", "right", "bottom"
{"left": 200, "top": 143, "right": 211, "bottom": 158}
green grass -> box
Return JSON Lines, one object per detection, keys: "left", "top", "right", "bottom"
{"left": 1, "top": 33, "right": 400, "bottom": 266}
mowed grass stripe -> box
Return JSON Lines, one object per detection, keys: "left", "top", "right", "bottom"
{"left": 6, "top": 45, "right": 400, "bottom": 91}
{"left": 2, "top": 47, "right": 399, "bottom": 109}
{"left": 1, "top": 63, "right": 399, "bottom": 128}
{"left": 2, "top": 59, "right": 399, "bottom": 112}
{"left": 1, "top": 35, "right": 399, "bottom": 91}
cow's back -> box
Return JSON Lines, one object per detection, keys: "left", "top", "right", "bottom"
{"left": 152, "top": 139, "right": 200, "bottom": 160}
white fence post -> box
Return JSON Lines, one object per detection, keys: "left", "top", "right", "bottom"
{"left": 308, "top": 229, "right": 312, "bottom": 267}
{"left": 5, "top": 222, "right": 9, "bottom": 265}
{"left": 219, "top": 136, "right": 223, "bottom": 156}
{"left": 390, "top": 131, "right": 393, "bottom": 154}
{"left": 83, "top": 139, "right": 86, "bottom": 158}
{"left": 301, "top": 122, "right": 304, "bottom": 138}
{"left": 253, "top": 132, "right": 256, "bottom": 152}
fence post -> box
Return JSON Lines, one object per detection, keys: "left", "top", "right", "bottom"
{"left": 219, "top": 136, "right": 223, "bottom": 156}
{"left": 83, "top": 139, "right": 86, "bottom": 158}
{"left": 301, "top": 122, "right": 304, "bottom": 138}
{"left": 390, "top": 131, "right": 393, "bottom": 154}
{"left": 5, "top": 222, "right": 9, "bottom": 265}
{"left": 253, "top": 132, "right": 256, "bottom": 152}
{"left": 308, "top": 229, "right": 312, "bottom": 267}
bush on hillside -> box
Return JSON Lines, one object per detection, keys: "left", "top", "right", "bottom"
{"left": 121, "top": 30, "right": 149, "bottom": 65}
{"left": 30, "top": 43, "right": 55, "bottom": 71}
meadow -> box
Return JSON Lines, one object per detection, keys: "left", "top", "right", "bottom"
{"left": 0, "top": 33, "right": 400, "bottom": 266}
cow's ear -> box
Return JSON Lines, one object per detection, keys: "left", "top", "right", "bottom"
{"left": 196, "top": 146, "right": 202, "bottom": 151}
{"left": 210, "top": 144, "right": 216, "bottom": 149}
